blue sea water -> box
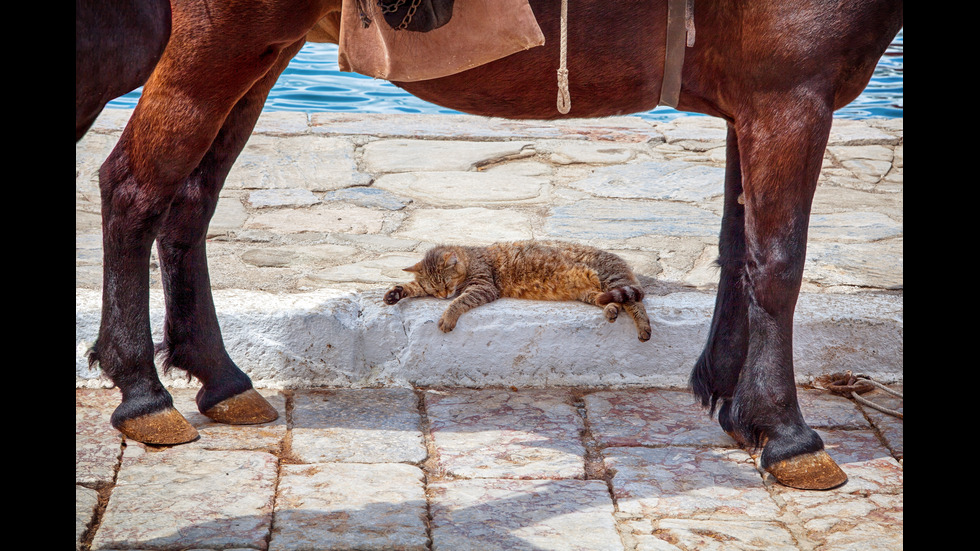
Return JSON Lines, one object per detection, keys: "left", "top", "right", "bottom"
{"left": 108, "top": 29, "right": 902, "bottom": 122}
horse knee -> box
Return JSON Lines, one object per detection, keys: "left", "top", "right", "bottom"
{"left": 743, "top": 245, "right": 808, "bottom": 316}
{"left": 163, "top": 181, "right": 222, "bottom": 242}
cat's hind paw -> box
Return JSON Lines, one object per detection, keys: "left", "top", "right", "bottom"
{"left": 603, "top": 303, "right": 620, "bottom": 322}
{"left": 384, "top": 286, "right": 405, "bottom": 305}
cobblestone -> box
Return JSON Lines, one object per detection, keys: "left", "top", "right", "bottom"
{"left": 76, "top": 385, "right": 903, "bottom": 550}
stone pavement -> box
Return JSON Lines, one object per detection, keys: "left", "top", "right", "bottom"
{"left": 76, "top": 109, "right": 902, "bottom": 549}
{"left": 76, "top": 385, "right": 902, "bottom": 550}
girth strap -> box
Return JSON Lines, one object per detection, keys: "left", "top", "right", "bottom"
{"left": 659, "top": 0, "right": 695, "bottom": 108}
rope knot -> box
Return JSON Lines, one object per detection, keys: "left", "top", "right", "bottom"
{"left": 814, "top": 370, "right": 904, "bottom": 419}
{"left": 556, "top": 68, "right": 570, "bottom": 114}
{"left": 816, "top": 371, "right": 875, "bottom": 396}
{"left": 556, "top": 0, "right": 570, "bottom": 114}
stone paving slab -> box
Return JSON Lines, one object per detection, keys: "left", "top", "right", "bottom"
{"left": 289, "top": 388, "right": 427, "bottom": 464}
{"left": 76, "top": 389, "right": 123, "bottom": 487}
{"left": 361, "top": 138, "right": 535, "bottom": 172}
{"left": 627, "top": 519, "right": 799, "bottom": 551}
{"left": 424, "top": 389, "right": 587, "bottom": 479}
{"left": 795, "top": 388, "right": 872, "bottom": 430}
{"left": 779, "top": 492, "right": 904, "bottom": 551}
{"left": 76, "top": 386, "right": 902, "bottom": 550}
{"left": 856, "top": 385, "right": 904, "bottom": 460}
{"left": 583, "top": 389, "right": 737, "bottom": 447}
{"left": 606, "top": 446, "right": 780, "bottom": 520}
{"left": 374, "top": 170, "right": 553, "bottom": 206}
{"left": 429, "top": 479, "right": 622, "bottom": 551}
{"left": 308, "top": 112, "right": 667, "bottom": 142}
{"left": 76, "top": 485, "right": 100, "bottom": 549}
{"left": 272, "top": 463, "right": 428, "bottom": 551}
{"left": 226, "top": 134, "right": 370, "bottom": 191}
{"left": 90, "top": 446, "right": 279, "bottom": 550}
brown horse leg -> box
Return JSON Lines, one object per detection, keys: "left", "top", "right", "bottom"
{"left": 690, "top": 124, "right": 748, "bottom": 436}
{"left": 155, "top": 38, "right": 307, "bottom": 425}
{"left": 727, "top": 102, "right": 847, "bottom": 490}
{"left": 91, "top": 0, "right": 325, "bottom": 444}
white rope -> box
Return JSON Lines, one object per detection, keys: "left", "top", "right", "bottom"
{"left": 556, "top": 0, "right": 571, "bottom": 114}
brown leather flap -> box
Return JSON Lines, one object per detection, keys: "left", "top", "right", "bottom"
{"left": 338, "top": 0, "right": 545, "bottom": 82}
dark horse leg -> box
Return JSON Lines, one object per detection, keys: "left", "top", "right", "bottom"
{"left": 690, "top": 124, "right": 748, "bottom": 437}
{"left": 714, "top": 99, "right": 846, "bottom": 490}
{"left": 154, "top": 39, "right": 307, "bottom": 426}
{"left": 689, "top": 120, "right": 845, "bottom": 489}
{"left": 89, "top": 0, "right": 325, "bottom": 444}
{"left": 679, "top": 0, "right": 901, "bottom": 491}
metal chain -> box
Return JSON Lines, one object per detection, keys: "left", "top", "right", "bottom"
{"left": 377, "top": 0, "right": 407, "bottom": 14}
{"left": 375, "top": 0, "right": 420, "bottom": 30}
{"left": 397, "top": 0, "right": 423, "bottom": 30}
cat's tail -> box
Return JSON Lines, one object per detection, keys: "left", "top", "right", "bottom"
{"left": 596, "top": 285, "right": 645, "bottom": 305}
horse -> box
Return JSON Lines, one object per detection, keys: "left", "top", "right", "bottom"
{"left": 76, "top": 0, "right": 903, "bottom": 490}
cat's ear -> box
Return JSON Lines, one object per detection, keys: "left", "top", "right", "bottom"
{"left": 441, "top": 251, "right": 458, "bottom": 268}
{"left": 403, "top": 262, "right": 422, "bottom": 273}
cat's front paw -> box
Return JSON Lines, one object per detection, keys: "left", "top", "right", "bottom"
{"left": 438, "top": 314, "right": 457, "bottom": 332}
{"left": 384, "top": 286, "right": 405, "bottom": 305}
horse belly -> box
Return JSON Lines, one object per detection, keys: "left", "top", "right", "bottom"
{"left": 392, "top": 0, "right": 666, "bottom": 120}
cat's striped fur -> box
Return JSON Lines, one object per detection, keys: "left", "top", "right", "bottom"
{"left": 384, "top": 241, "right": 652, "bottom": 341}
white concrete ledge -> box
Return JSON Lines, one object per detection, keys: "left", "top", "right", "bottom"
{"left": 75, "top": 288, "right": 902, "bottom": 389}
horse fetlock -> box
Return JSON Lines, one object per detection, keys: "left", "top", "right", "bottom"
{"left": 717, "top": 399, "right": 737, "bottom": 437}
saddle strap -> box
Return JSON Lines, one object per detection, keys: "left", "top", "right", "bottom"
{"left": 659, "top": 0, "right": 695, "bottom": 108}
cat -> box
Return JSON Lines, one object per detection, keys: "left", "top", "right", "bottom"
{"left": 383, "top": 240, "right": 652, "bottom": 341}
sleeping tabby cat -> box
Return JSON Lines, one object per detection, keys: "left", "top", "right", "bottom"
{"left": 383, "top": 241, "right": 652, "bottom": 341}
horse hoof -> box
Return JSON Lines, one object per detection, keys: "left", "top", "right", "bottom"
{"left": 766, "top": 450, "right": 848, "bottom": 490}
{"left": 202, "top": 388, "right": 279, "bottom": 425}
{"left": 115, "top": 407, "right": 199, "bottom": 445}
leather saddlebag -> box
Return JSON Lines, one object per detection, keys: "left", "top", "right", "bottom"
{"left": 338, "top": 0, "right": 545, "bottom": 82}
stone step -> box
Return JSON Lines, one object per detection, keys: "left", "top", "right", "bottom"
{"left": 75, "top": 287, "right": 903, "bottom": 389}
